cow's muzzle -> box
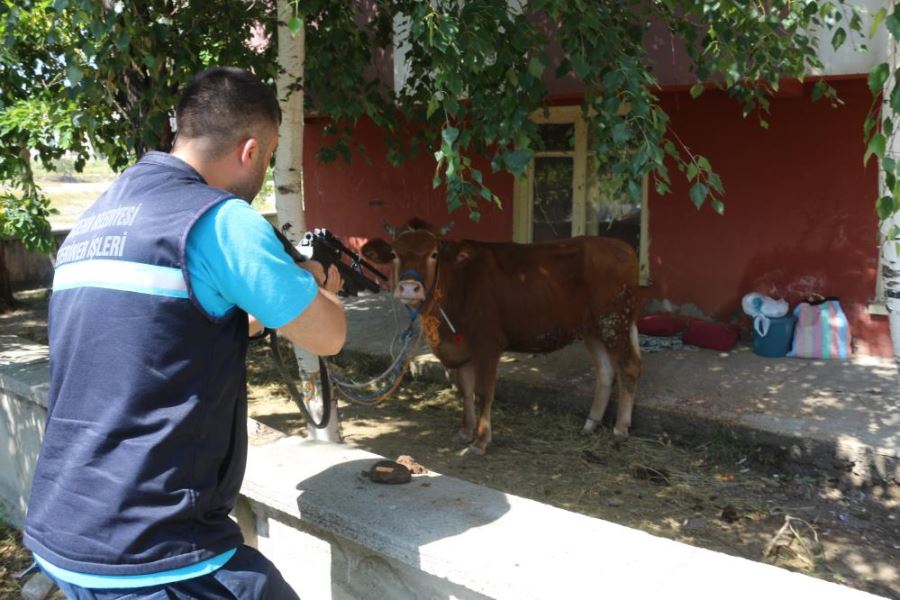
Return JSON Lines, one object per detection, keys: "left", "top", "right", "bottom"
{"left": 395, "top": 279, "right": 425, "bottom": 304}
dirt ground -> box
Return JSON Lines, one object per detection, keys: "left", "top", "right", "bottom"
{"left": 2, "top": 291, "right": 898, "bottom": 598}
{"left": 0, "top": 521, "right": 31, "bottom": 598}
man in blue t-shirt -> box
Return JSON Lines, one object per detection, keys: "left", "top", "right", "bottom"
{"left": 25, "top": 68, "right": 345, "bottom": 598}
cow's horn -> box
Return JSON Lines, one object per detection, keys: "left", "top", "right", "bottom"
{"left": 382, "top": 220, "right": 397, "bottom": 238}
{"left": 440, "top": 221, "right": 455, "bottom": 236}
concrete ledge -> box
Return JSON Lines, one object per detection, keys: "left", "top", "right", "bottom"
{"left": 0, "top": 336, "right": 50, "bottom": 410}
{"left": 0, "top": 336, "right": 49, "bottom": 525}
{"left": 240, "top": 431, "right": 884, "bottom": 600}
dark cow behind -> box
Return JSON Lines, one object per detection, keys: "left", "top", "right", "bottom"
{"left": 362, "top": 219, "right": 641, "bottom": 456}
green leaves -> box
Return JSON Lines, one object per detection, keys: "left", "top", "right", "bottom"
{"left": 66, "top": 63, "right": 82, "bottom": 85}
{"left": 8, "top": 0, "right": 900, "bottom": 227}
{"left": 810, "top": 80, "right": 827, "bottom": 102}
{"left": 689, "top": 182, "right": 709, "bottom": 209}
{"left": 830, "top": 27, "right": 846, "bottom": 51}
{"left": 870, "top": 6, "right": 887, "bottom": 38}
{"left": 686, "top": 162, "right": 698, "bottom": 181}
{"left": 869, "top": 63, "right": 890, "bottom": 94}
{"left": 527, "top": 56, "right": 544, "bottom": 79}
{"left": 426, "top": 96, "right": 439, "bottom": 119}
{"left": 303, "top": 0, "right": 880, "bottom": 221}
{"left": 886, "top": 8, "right": 900, "bottom": 39}
{"left": 287, "top": 15, "right": 302, "bottom": 36}
{"left": 611, "top": 122, "right": 631, "bottom": 144}
{"left": 0, "top": 0, "right": 279, "bottom": 254}
{"left": 2, "top": 199, "right": 53, "bottom": 248}
{"left": 441, "top": 126, "right": 459, "bottom": 146}
{"left": 502, "top": 149, "right": 532, "bottom": 176}
{"left": 711, "top": 199, "right": 725, "bottom": 215}
{"left": 865, "top": 132, "right": 886, "bottom": 165}
{"left": 571, "top": 55, "right": 590, "bottom": 79}
{"left": 877, "top": 195, "right": 898, "bottom": 221}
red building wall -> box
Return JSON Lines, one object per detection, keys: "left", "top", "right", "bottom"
{"left": 303, "top": 120, "right": 513, "bottom": 245}
{"left": 302, "top": 77, "right": 890, "bottom": 356}
{"left": 647, "top": 78, "right": 887, "bottom": 355}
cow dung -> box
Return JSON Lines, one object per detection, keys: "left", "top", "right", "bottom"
{"left": 395, "top": 454, "right": 428, "bottom": 474}
{"left": 365, "top": 460, "right": 412, "bottom": 484}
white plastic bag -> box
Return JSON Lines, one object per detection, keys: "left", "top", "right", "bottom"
{"left": 742, "top": 293, "right": 789, "bottom": 337}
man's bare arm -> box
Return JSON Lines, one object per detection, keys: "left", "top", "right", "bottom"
{"left": 277, "top": 263, "right": 346, "bottom": 355}
{"left": 277, "top": 288, "right": 346, "bottom": 355}
{"left": 248, "top": 315, "right": 264, "bottom": 337}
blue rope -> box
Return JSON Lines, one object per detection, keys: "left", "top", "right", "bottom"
{"left": 327, "top": 319, "right": 423, "bottom": 405}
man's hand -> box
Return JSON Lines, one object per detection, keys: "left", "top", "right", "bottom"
{"left": 299, "top": 260, "right": 344, "bottom": 295}
{"left": 299, "top": 260, "right": 326, "bottom": 285}
{"left": 322, "top": 264, "right": 343, "bottom": 295}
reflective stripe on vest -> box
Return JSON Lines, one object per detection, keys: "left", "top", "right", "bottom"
{"left": 53, "top": 259, "right": 188, "bottom": 298}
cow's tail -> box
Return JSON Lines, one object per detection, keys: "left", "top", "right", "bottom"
{"left": 630, "top": 322, "right": 639, "bottom": 355}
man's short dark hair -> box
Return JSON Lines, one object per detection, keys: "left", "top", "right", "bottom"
{"left": 175, "top": 67, "right": 281, "bottom": 156}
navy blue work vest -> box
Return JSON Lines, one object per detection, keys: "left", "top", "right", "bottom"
{"left": 25, "top": 152, "right": 250, "bottom": 575}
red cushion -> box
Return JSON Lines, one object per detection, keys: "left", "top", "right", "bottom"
{"left": 682, "top": 320, "right": 739, "bottom": 352}
{"left": 637, "top": 314, "right": 686, "bottom": 337}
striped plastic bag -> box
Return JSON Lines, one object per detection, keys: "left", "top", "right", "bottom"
{"left": 787, "top": 298, "right": 851, "bottom": 359}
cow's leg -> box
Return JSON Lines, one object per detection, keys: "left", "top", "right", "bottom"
{"left": 452, "top": 362, "right": 477, "bottom": 445}
{"left": 461, "top": 354, "right": 500, "bottom": 457}
{"left": 582, "top": 335, "right": 615, "bottom": 433}
{"left": 612, "top": 324, "right": 642, "bottom": 436}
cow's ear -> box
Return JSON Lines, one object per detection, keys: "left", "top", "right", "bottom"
{"left": 361, "top": 238, "right": 395, "bottom": 264}
{"left": 441, "top": 241, "right": 475, "bottom": 266}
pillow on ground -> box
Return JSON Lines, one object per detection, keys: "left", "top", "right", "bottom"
{"left": 637, "top": 314, "right": 686, "bottom": 337}
{"left": 682, "top": 320, "right": 739, "bottom": 352}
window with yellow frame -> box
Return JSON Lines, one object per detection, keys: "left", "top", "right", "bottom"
{"left": 512, "top": 106, "right": 651, "bottom": 285}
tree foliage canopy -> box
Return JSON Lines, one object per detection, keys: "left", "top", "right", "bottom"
{"left": 0, "top": 0, "right": 277, "bottom": 252}
{"left": 299, "top": 0, "right": 893, "bottom": 223}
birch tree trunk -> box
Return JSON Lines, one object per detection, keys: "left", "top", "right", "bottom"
{"left": 275, "top": 1, "right": 306, "bottom": 243}
{"left": 275, "top": 2, "right": 342, "bottom": 441}
{"left": 882, "top": 2, "right": 900, "bottom": 364}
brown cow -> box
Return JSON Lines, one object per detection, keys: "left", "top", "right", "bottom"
{"left": 362, "top": 220, "right": 641, "bottom": 456}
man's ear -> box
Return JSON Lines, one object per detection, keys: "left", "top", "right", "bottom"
{"left": 238, "top": 137, "right": 260, "bottom": 167}
{"left": 361, "top": 238, "right": 395, "bottom": 264}
{"left": 440, "top": 241, "right": 475, "bottom": 266}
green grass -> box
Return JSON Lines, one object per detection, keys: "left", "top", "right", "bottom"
{"left": 32, "top": 156, "right": 116, "bottom": 183}
{"left": 29, "top": 156, "right": 276, "bottom": 227}
{"left": 0, "top": 514, "right": 30, "bottom": 598}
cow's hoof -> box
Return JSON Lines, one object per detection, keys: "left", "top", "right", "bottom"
{"left": 581, "top": 418, "right": 599, "bottom": 434}
{"left": 613, "top": 426, "right": 630, "bottom": 437}
{"left": 459, "top": 445, "right": 486, "bottom": 458}
{"left": 452, "top": 431, "right": 474, "bottom": 446}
